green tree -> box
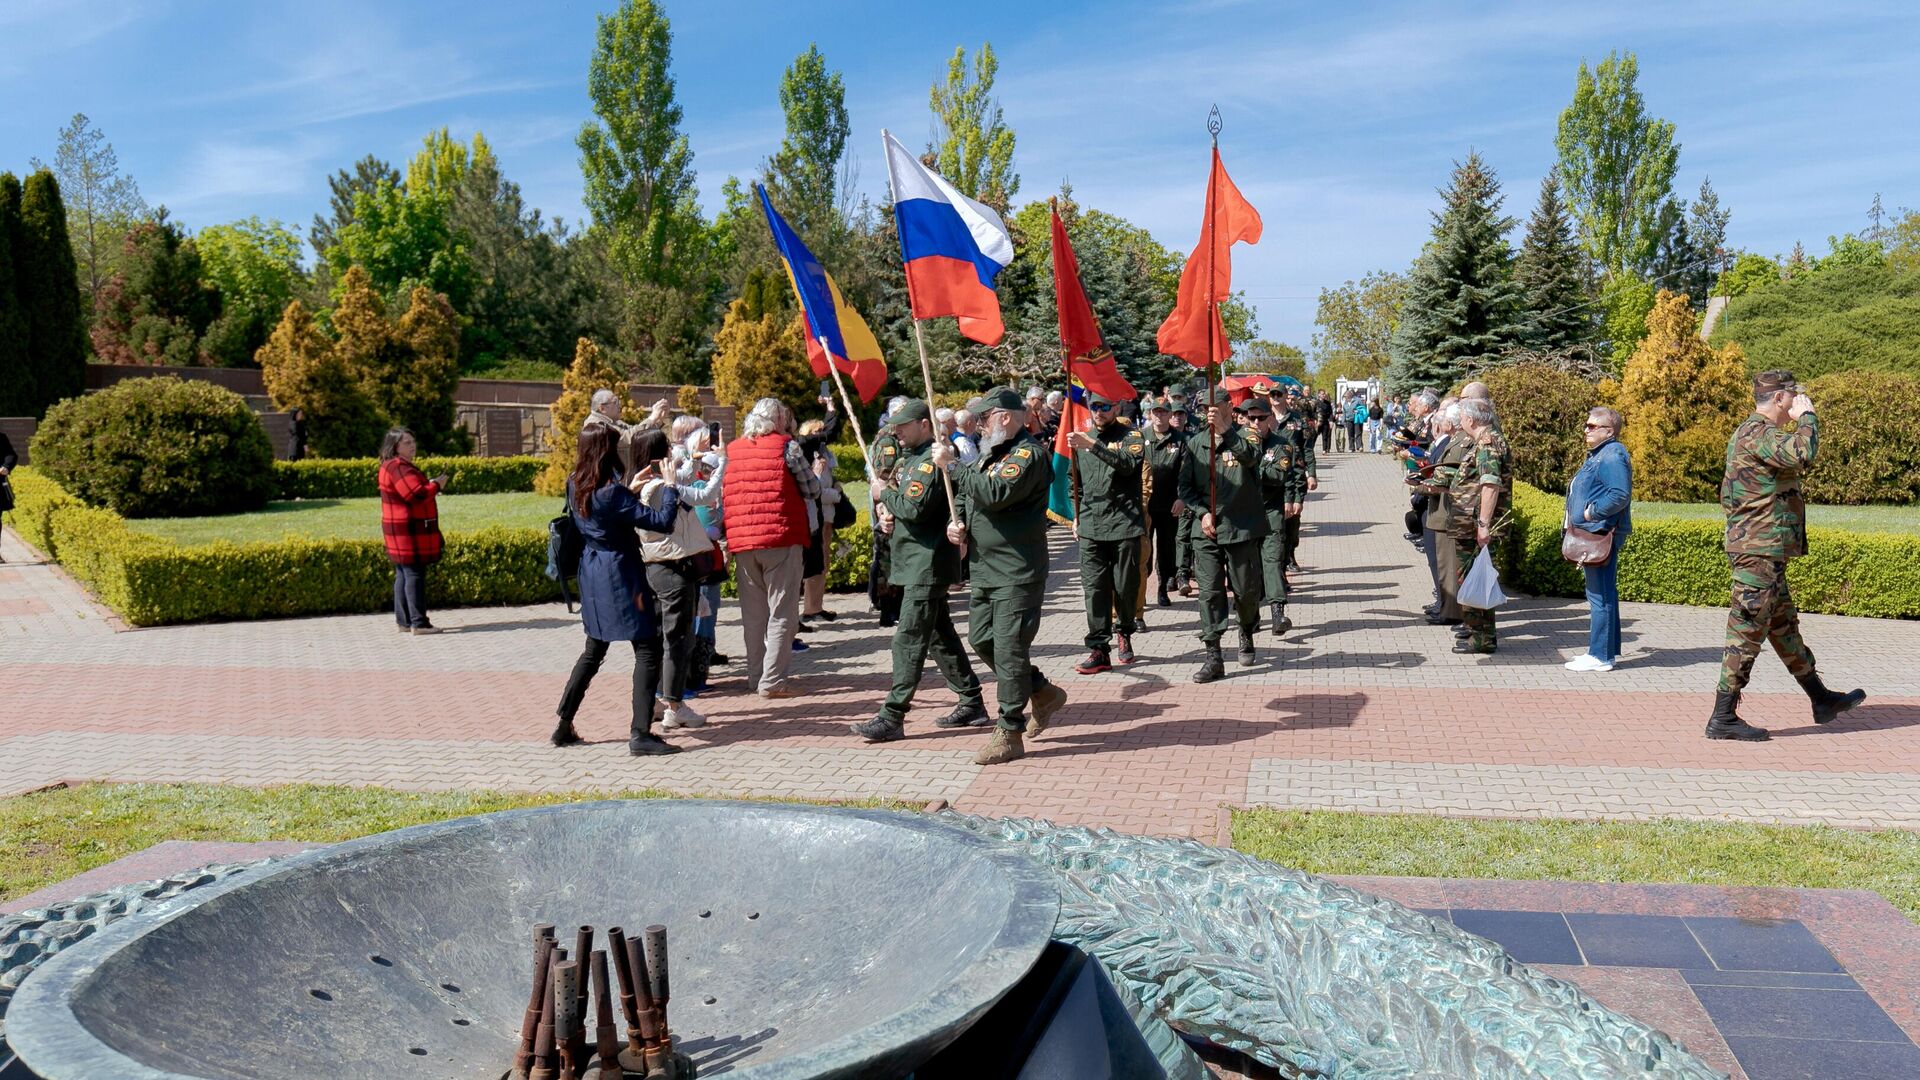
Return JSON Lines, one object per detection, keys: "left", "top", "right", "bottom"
{"left": 538, "top": 336, "right": 634, "bottom": 496}
{"left": 257, "top": 298, "right": 385, "bottom": 457}
{"left": 929, "top": 43, "right": 1018, "bottom": 212}
{"left": 0, "top": 174, "right": 31, "bottom": 417}
{"left": 1645, "top": 198, "right": 1702, "bottom": 305}
{"left": 767, "top": 45, "right": 850, "bottom": 255}
{"left": 1717, "top": 252, "right": 1781, "bottom": 298}
{"left": 1386, "top": 153, "right": 1523, "bottom": 393}
{"left": 1601, "top": 275, "right": 1656, "bottom": 368}
{"left": 577, "top": 0, "right": 704, "bottom": 288}
{"left": 1685, "top": 177, "right": 1730, "bottom": 295}
{"left": 1512, "top": 169, "right": 1594, "bottom": 354}
{"left": 1233, "top": 340, "right": 1307, "bottom": 381}
{"left": 1710, "top": 263, "right": 1920, "bottom": 380}
{"left": 197, "top": 217, "right": 305, "bottom": 366}
{"left": 1821, "top": 233, "right": 1886, "bottom": 272}
{"left": 89, "top": 220, "right": 222, "bottom": 366}
{"left": 451, "top": 155, "right": 606, "bottom": 371}
{"left": 407, "top": 128, "right": 494, "bottom": 198}
{"left": 1617, "top": 290, "right": 1749, "bottom": 501}
{"left": 330, "top": 266, "right": 464, "bottom": 451}
{"left": 1889, "top": 208, "right": 1920, "bottom": 274}
{"left": 709, "top": 299, "right": 815, "bottom": 418}
{"left": 31, "top": 113, "right": 148, "bottom": 311}
{"left": 1312, "top": 269, "right": 1405, "bottom": 381}
{"left": 323, "top": 176, "right": 474, "bottom": 311}
{"left": 1554, "top": 52, "right": 1679, "bottom": 277}
{"left": 310, "top": 155, "right": 399, "bottom": 259}
{"left": 16, "top": 170, "right": 89, "bottom": 415}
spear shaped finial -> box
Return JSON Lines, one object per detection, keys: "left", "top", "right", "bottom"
{"left": 1206, "top": 104, "right": 1223, "bottom": 141}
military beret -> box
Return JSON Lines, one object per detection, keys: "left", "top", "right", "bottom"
{"left": 888, "top": 398, "right": 930, "bottom": 425}
{"left": 1240, "top": 398, "right": 1273, "bottom": 417}
{"left": 979, "top": 386, "right": 1027, "bottom": 411}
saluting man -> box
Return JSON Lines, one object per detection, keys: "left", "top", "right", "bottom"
{"left": 852, "top": 399, "right": 989, "bottom": 743}
{"left": 1068, "top": 392, "right": 1148, "bottom": 673}
{"left": 1177, "top": 387, "right": 1270, "bottom": 683}
{"left": 931, "top": 387, "right": 1069, "bottom": 766}
{"left": 1244, "top": 395, "right": 1295, "bottom": 635}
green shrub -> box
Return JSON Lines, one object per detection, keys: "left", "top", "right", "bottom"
{"left": 1711, "top": 264, "right": 1920, "bottom": 379}
{"left": 1800, "top": 369, "right": 1920, "bottom": 505}
{"left": 273, "top": 456, "right": 543, "bottom": 500}
{"left": 1477, "top": 362, "right": 1598, "bottom": 494}
{"left": 1506, "top": 481, "right": 1920, "bottom": 618}
{"left": 31, "top": 377, "right": 275, "bottom": 518}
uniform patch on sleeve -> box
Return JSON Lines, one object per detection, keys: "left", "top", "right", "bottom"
{"left": 906, "top": 480, "right": 926, "bottom": 498}
{"left": 999, "top": 462, "right": 1025, "bottom": 480}
{"left": 916, "top": 462, "right": 935, "bottom": 474}
{"left": 1012, "top": 446, "right": 1034, "bottom": 460}
{"left": 1128, "top": 440, "right": 1145, "bottom": 455}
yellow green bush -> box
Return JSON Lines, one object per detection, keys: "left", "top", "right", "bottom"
{"left": 272, "top": 456, "right": 541, "bottom": 500}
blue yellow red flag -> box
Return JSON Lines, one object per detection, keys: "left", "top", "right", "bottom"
{"left": 756, "top": 184, "right": 888, "bottom": 402}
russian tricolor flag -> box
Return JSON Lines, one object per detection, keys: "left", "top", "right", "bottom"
{"left": 882, "top": 130, "right": 1014, "bottom": 345}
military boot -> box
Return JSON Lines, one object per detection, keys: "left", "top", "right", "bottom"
{"left": 973, "top": 728, "right": 1025, "bottom": 765}
{"left": 850, "top": 715, "right": 906, "bottom": 743}
{"left": 1238, "top": 627, "right": 1258, "bottom": 666}
{"left": 1269, "top": 602, "right": 1292, "bottom": 636}
{"left": 935, "top": 701, "right": 990, "bottom": 728}
{"left": 1192, "top": 644, "right": 1225, "bottom": 683}
{"left": 1705, "top": 691, "right": 1771, "bottom": 741}
{"left": 1796, "top": 673, "right": 1866, "bottom": 725}
{"left": 1027, "top": 682, "right": 1068, "bottom": 737}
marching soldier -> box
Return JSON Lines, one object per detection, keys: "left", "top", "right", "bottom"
{"left": 1278, "top": 385, "right": 1319, "bottom": 573}
{"left": 866, "top": 397, "right": 908, "bottom": 628}
{"left": 1166, "top": 386, "right": 1199, "bottom": 597}
{"left": 1448, "top": 398, "right": 1512, "bottom": 655}
{"left": 1709, "top": 370, "right": 1866, "bottom": 741}
{"left": 1244, "top": 396, "right": 1295, "bottom": 635}
{"left": 851, "top": 400, "right": 989, "bottom": 743}
{"left": 1177, "top": 387, "right": 1269, "bottom": 683}
{"left": 1068, "top": 393, "right": 1148, "bottom": 673}
{"left": 930, "top": 387, "right": 1068, "bottom": 765}
{"left": 1143, "top": 398, "right": 1186, "bottom": 607}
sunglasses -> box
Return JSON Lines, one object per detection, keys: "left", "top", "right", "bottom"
{"left": 1584, "top": 422, "right": 1612, "bottom": 430}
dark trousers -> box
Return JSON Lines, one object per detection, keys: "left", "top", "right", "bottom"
{"left": 1319, "top": 421, "right": 1331, "bottom": 452}
{"left": 969, "top": 584, "right": 1052, "bottom": 733}
{"left": 393, "top": 564, "right": 429, "bottom": 628}
{"left": 645, "top": 559, "right": 699, "bottom": 703}
{"left": 557, "top": 634, "right": 664, "bottom": 741}
{"left": 1145, "top": 508, "right": 1179, "bottom": 594}
{"left": 1260, "top": 511, "right": 1290, "bottom": 606}
{"left": 1079, "top": 535, "right": 1141, "bottom": 650}
{"left": 882, "top": 585, "right": 982, "bottom": 721}
{"left": 1194, "top": 535, "right": 1263, "bottom": 643}
{"left": 1176, "top": 509, "right": 1196, "bottom": 582}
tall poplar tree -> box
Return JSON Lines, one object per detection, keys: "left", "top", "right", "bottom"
{"left": 1385, "top": 154, "right": 1524, "bottom": 393}
{"left": 929, "top": 43, "right": 1018, "bottom": 212}
{"left": 1513, "top": 169, "right": 1593, "bottom": 353}
{"left": 766, "top": 44, "right": 850, "bottom": 255}
{"left": 1554, "top": 52, "right": 1679, "bottom": 277}
{"left": 0, "top": 174, "right": 32, "bottom": 417}
{"left": 31, "top": 113, "right": 148, "bottom": 312}
{"left": 16, "top": 171, "right": 90, "bottom": 414}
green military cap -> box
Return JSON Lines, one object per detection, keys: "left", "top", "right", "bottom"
{"left": 1193, "top": 386, "right": 1233, "bottom": 407}
{"left": 1241, "top": 398, "right": 1273, "bottom": 417}
{"left": 1085, "top": 392, "right": 1114, "bottom": 408}
{"left": 979, "top": 386, "right": 1027, "bottom": 411}
{"left": 889, "top": 398, "right": 930, "bottom": 425}
{"left": 1145, "top": 396, "right": 1170, "bottom": 412}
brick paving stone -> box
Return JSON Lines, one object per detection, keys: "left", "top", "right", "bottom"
{"left": 3, "top": 456, "right": 1916, "bottom": 834}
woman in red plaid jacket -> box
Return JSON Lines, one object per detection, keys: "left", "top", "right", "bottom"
{"left": 378, "top": 428, "right": 448, "bottom": 634}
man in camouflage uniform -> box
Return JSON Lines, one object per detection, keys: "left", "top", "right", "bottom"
{"left": 1449, "top": 397, "right": 1511, "bottom": 655}
{"left": 1244, "top": 396, "right": 1296, "bottom": 635}
{"left": 1278, "top": 385, "right": 1319, "bottom": 574}
{"left": 1143, "top": 398, "right": 1186, "bottom": 607}
{"left": 1178, "top": 387, "right": 1270, "bottom": 682}
{"left": 851, "top": 400, "right": 988, "bottom": 743}
{"left": 931, "top": 387, "right": 1068, "bottom": 765}
{"left": 866, "top": 397, "right": 909, "bottom": 628}
{"left": 1069, "top": 393, "right": 1148, "bottom": 673}
{"left": 1708, "top": 370, "right": 1866, "bottom": 741}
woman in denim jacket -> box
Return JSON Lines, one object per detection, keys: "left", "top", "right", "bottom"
{"left": 1564, "top": 407, "right": 1632, "bottom": 671}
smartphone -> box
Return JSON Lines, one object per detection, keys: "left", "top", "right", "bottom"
{"left": 819, "top": 378, "right": 832, "bottom": 399}
{"left": 707, "top": 421, "right": 721, "bottom": 444}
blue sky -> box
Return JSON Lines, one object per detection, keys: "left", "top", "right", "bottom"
{"left": 4, "top": 0, "right": 1916, "bottom": 355}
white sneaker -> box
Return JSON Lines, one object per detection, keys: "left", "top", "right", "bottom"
{"left": 661, "top": 702, "right": 707, "bottom": 730}
{"left": 1564, "top": 654, "right": 1614, "bottom": 672}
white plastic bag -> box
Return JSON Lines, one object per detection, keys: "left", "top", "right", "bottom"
{"left": 1458, "top": 545, "right": 1507, "bottom": 610}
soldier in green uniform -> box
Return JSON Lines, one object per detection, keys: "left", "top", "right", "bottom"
{"left": 1278, "top": 385, "right": 1319, "bottom": 574}
{"left": 1708, "top": 370, "right": 1866, "bottom": 741}
{"left": 1166, "top": 387, "right": 1198, "bottom": 597}
{"left": 1143, "top": 398, "right": 1186, "bottom": 607}
{"left": 1449, "top": 398, "right": 1512, "bottom": 654}
{"left": 1177, "top": 386, "right": 1270, "bottom": 682}
{"left": 850, "top": 400, "right": 989, "bottom": 743}
{"left": 1243, "top": 396, "right": 1295, "bottom": 635}
{"left": 866, "top": 397, "right": 908, "bottom": 628}
{"left": 1067, "top": 393, "right": 1148, "bottom": 673}
{"left": 930, "top": 387, "right": 1069, "bottom": 765}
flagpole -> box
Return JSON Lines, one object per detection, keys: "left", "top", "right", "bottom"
{"left": 1052, "top": 196, "right": 1081, "bottom": 523}
{"left": 882, "top": 129, "right": 959, "bottom": 525}
{"left": 1204, "top": 105, "right": 1222, "bottom": 531}
{"left": 819, "top": 336, "right": 873, "bottom": 476}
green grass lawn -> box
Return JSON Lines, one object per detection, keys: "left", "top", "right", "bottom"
{"left": 126, "top": 492, "right": 561, "bottom": 547}
{"left": 1233, "top": 808, "right": 1920, "bottom": 922}
{"left": 1631, "top": 499, "right": 1920, "bottom": 533}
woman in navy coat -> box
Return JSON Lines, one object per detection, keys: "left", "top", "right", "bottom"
{"left": 552, "top": 423, "right": 683, "bottom": 754}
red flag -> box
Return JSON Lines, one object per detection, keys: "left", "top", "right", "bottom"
{"left": 1156, "top": 147, "right": 1262, "bottom": 367}
{"left": 1051, "top": 208, "right": 1137, "bottom": 405}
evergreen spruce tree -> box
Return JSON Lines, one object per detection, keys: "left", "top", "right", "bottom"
{"left": 1386, "top": 152, "right": 1524, "bottom": 393}
{"left": 1512, "top": 169, "right": 1592, "bottom": 352}
{"left": 1686, "top": 177, "right": 1730, "bottom": 296}
{"left": 0, "top": 174, "right": 32, "bottom": 418}
{"left": 17, "top": 170, "right": 89, "bottom": 417}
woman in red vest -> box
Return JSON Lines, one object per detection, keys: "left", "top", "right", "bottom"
{"left": 721, "top": 397, "right": 820, "bottom": 698}
{"left": 377, "top": 428, "right": 448, "bottom": 634}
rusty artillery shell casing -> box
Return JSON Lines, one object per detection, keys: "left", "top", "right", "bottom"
{"left": 553, "top": 958, "right": 582, "bottom": 1080}
{"left": 530, "top": 966, "right": 558, "bottom": 1080}
{"left": 607, "top": 927, "right": 643, "bottom": 1039}
{"left": 515, "top": 932, "right": 556, "bottom": 1074}
{"left": 591, "top": 949, "right": 621, "bottom": 1069}
{"left": 624, "top": 937, "right": 660, "bottom": 1042}
{"left": 641, "top": 925, "right": 669, "bottom": 1007}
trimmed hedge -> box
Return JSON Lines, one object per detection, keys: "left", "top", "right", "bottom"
{"left": 273, "top": 455, "right": 543, "bottom": 500}
{"left": 1506, "top": 482, "right": 1920, "bottom": 619}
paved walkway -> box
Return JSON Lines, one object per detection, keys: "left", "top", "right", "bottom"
{"left": 4, "top": 454, "right": 1917, "bottom": 837}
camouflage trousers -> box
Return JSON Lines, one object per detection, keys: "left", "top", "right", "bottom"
{"left": 1718, "top": 554, "right": 1817, "bottom": 694}
{"left": 1454, "top": 535, "right": 1498, "bottom": 650}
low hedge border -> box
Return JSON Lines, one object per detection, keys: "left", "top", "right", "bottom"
{"left": 273, "top": 456, "right": 543, "bottom": 500}
{"left": 9, "top": 469, "right": 872, "bottom": 626}
{"left": 1506, "top": 482, "right": 1920, "bottom": 619}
